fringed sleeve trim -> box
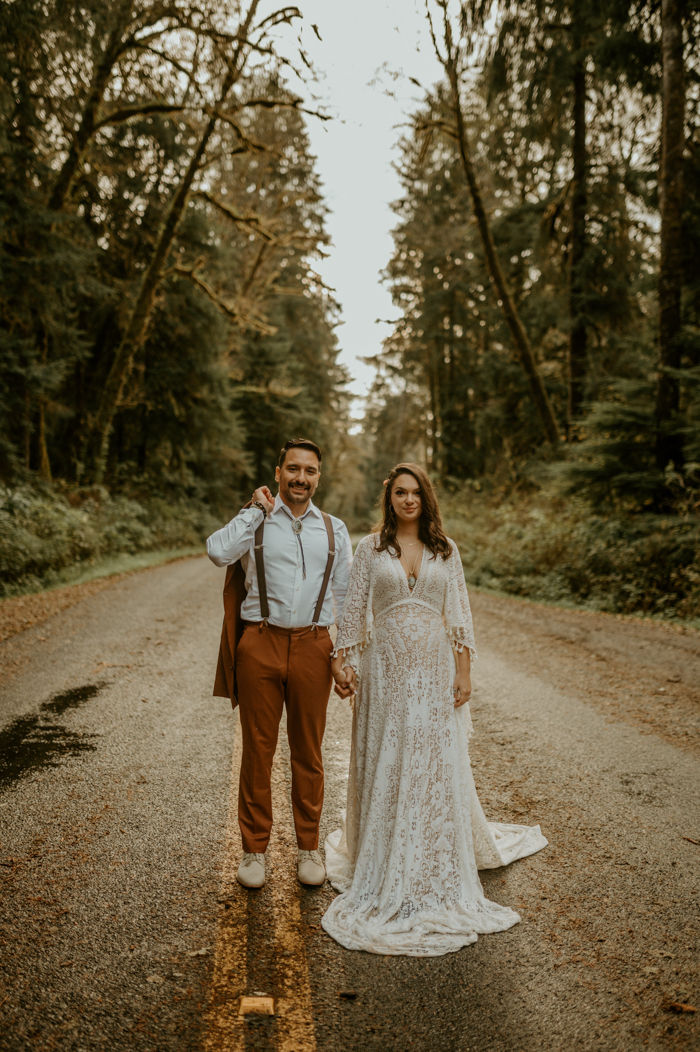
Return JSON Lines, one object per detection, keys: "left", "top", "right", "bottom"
{"left": 447, "top": 624, "right": 477, "bottom": 663}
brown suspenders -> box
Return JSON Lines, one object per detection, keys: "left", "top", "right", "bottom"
{"left": 313, "top": 512, "right": 336, "bottom": 627}
{"left": 253, "top": 511, "right": 336, "bottom": 628}
{"left": 253, "top": 519, "right": 270, "bottom": 624}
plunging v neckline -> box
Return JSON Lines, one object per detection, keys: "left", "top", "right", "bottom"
{"left": 392, "top": 543, "right": 425, "bottom": 592}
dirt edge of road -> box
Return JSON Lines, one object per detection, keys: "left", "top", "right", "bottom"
{"left": 0, "top": 552, "right": 205, "bottom": 647}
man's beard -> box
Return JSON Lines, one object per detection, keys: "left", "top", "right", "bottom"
{"left": 285, "top": 483, "right": 311, "bottom": 503}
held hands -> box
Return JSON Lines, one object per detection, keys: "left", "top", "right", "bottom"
{"left": 334, "top": 667, "right": 357, "bottom": 699}
{"left": 252, "top": 485, "right": 274, "bottom": 514}
{"left": 453, "top": 671, "right": 472, "bottom": 708}
{"left": 331, "top": 654, "right": 357, "bottom": 699}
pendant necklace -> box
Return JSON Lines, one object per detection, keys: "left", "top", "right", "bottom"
{"left": 400, "top": 546, "right": 422, "bottom": 591}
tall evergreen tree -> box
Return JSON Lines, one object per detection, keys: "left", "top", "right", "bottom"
{"left": 656, "top": 0, "right": 686, "bottom": 472}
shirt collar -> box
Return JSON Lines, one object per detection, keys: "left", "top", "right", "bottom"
{"left": 272, "top": 493, "right": 321, "bottom": 521}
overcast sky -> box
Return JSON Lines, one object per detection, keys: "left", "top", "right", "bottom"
{"left": 277, "top": 1, "right": 444, "bottom": 415}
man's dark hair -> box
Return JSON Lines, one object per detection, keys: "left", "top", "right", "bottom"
{"left": 278, "top": 438, "right": 322, "bottom": 468}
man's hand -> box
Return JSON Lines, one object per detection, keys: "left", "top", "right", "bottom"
{"left": 252, "top": 486, "right": 274, "bottom": 514}
{"left": 333, "top": 665, "right": 357, "bottom": 700}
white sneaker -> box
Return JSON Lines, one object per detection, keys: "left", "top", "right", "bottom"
{"left": 237, "top": 851, "right": 265, "bottom": 888}
{"left": 297, "top": 849, "right": 326, "bottom": 885}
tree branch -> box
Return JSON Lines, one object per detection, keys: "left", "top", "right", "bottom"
{"left": 255, "top": 6, "right": 302, "bottom": 33}
{"left": 129, "top": 42, "right": 194, "bottom": 80}
{"left": 210, "top": 110, "right": 272, "bottom": 152}
{"left": 94, "top": 101, "right": 189, "bottom": 131}
{"left": 174, "top": 262, "right": 278, "bottom": 335}
{"left": 227, "top": 97, "right": 332, "bottom": 120}
{"left": 194, "top": 190, "right": 277, "bottom": 242}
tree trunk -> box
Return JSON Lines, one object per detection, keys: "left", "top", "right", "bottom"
{"left": 656, "top": 0, "right": 685, "bottom": 471}
{"left": 568, "top": 7, "right": 587, "bottom": 431}
{"left": 85, "top": 1, "right": 261, "bottom": 482}
{"left": 48, "top": 2, "right": 134, "bottom": 212}
{"left": 37, "top": 402, "right": 52, "bottom": 481}
{"left": 439, "top": 18, "right": 561, "bottom": 445}
{"left": 427, "top": 353, "right": 440, "bottom": 473}
{"left": 24, "top": 389, "right": 31, "bottom": 471}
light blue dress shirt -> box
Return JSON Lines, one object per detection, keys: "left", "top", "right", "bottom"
{"left": 206, "top": 494, "right": 353, "bottom": 628}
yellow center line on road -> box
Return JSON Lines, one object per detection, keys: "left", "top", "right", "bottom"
{"left": 204, "top": 713, "right": 247, "bottom": 1052}
{"left": 269, "top": 752, "right": 317, "bottom": 1052}
{"left": 204, "top": 710, "right": 317, "bottom": 1052}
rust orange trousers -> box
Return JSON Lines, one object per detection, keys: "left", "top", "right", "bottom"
{"left": 235, "top": 622, "right": 333, "bottom": 852}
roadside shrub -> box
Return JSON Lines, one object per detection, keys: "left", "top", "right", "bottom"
{"left": 0, "top": 484, "right": 221, "bottom": 597}
{"left": 442, "top": 490, "right": 700, "bottom": 621}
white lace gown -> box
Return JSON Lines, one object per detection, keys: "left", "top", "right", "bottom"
{"left": 322, "top": 534, "right": 548, "bottom": 957}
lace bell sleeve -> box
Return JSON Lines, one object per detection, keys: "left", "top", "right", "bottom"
{"left": 444, "top": 539, "right": 477, "bottom": 662}
{"left": 334, "top": 534, "right": 374, "bottom": 673}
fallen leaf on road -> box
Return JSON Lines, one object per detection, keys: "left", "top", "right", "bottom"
{"left": 186, "top": 948, "right": 209, "bottom": 957}
{"left": 238, "top": 995, "right": 274, "bottom": 1016}
{"left": 665, "top": 1001, "right": 697, "bottom": 1013}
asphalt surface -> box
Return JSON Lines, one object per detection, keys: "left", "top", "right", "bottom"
{"left": 0, "top": 556, "right": 698, "bottom": 1052}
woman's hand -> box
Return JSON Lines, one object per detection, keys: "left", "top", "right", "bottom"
{"left": 333, "top": 664, "right": 357, "bottom": 699}
{"left": 453, "top": 670, "right": 472, "bottom": 708}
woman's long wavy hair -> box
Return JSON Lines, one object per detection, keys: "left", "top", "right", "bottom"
{"left": 373, "top": 463, "right": 452, "bottom": 560}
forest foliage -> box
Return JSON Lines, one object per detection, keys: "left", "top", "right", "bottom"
{"left": 3, "top": 0, "right": 700, "bottom": 619}
{"left": 0, "top": 0, "right": 351, "bottom": 552}
{"left": 359, "top": 0, "right": 700, "bottom": 618}
{"left": 372, "top": 0, "right": 700, "bottom": 510}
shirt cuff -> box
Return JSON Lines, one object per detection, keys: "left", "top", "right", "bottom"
{"left": 239, "top": 506, "right": 265, "bottom": 526}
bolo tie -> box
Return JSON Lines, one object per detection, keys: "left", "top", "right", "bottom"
{"left": 292, "top": 518, "right": 306, "bottom": 578}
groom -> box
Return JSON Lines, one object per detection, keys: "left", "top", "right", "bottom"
{"left": 207, "top": 439, "right": 353, "bottom": 889}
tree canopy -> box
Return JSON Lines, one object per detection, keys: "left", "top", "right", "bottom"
{"left": 0, "top": 0, "right": 348, "bottom": 510}
{"left": 370, "top": 0, "right": 700, "bottom": 514}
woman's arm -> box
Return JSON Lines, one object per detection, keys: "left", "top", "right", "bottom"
{"left": 453, "top": 646, "right": 472, "bottom": 708}
{"left": 332, "top": 537, "right": 373, "bottom": 698}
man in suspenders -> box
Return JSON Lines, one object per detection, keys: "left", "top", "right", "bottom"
{"left": 206, "top": 439, "right": 353, "bottom": 889}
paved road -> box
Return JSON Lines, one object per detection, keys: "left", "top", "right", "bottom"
{"left": 0, "top": 557, "right": 698, "bottom": 1052}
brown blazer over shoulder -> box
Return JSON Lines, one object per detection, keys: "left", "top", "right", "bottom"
{"left": 212, "top": 507, "right": 336, "bottom": 707}
{"left": 212, "top": 558, "right": 247, "bottom": 707}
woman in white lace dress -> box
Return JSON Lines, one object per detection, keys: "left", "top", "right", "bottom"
{"left": 323, "top": 463, "right": 547, "bottom": 957}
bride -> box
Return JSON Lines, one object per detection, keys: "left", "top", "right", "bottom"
{"left": 323, "top": 463, "right": 547, "bottom": 957}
